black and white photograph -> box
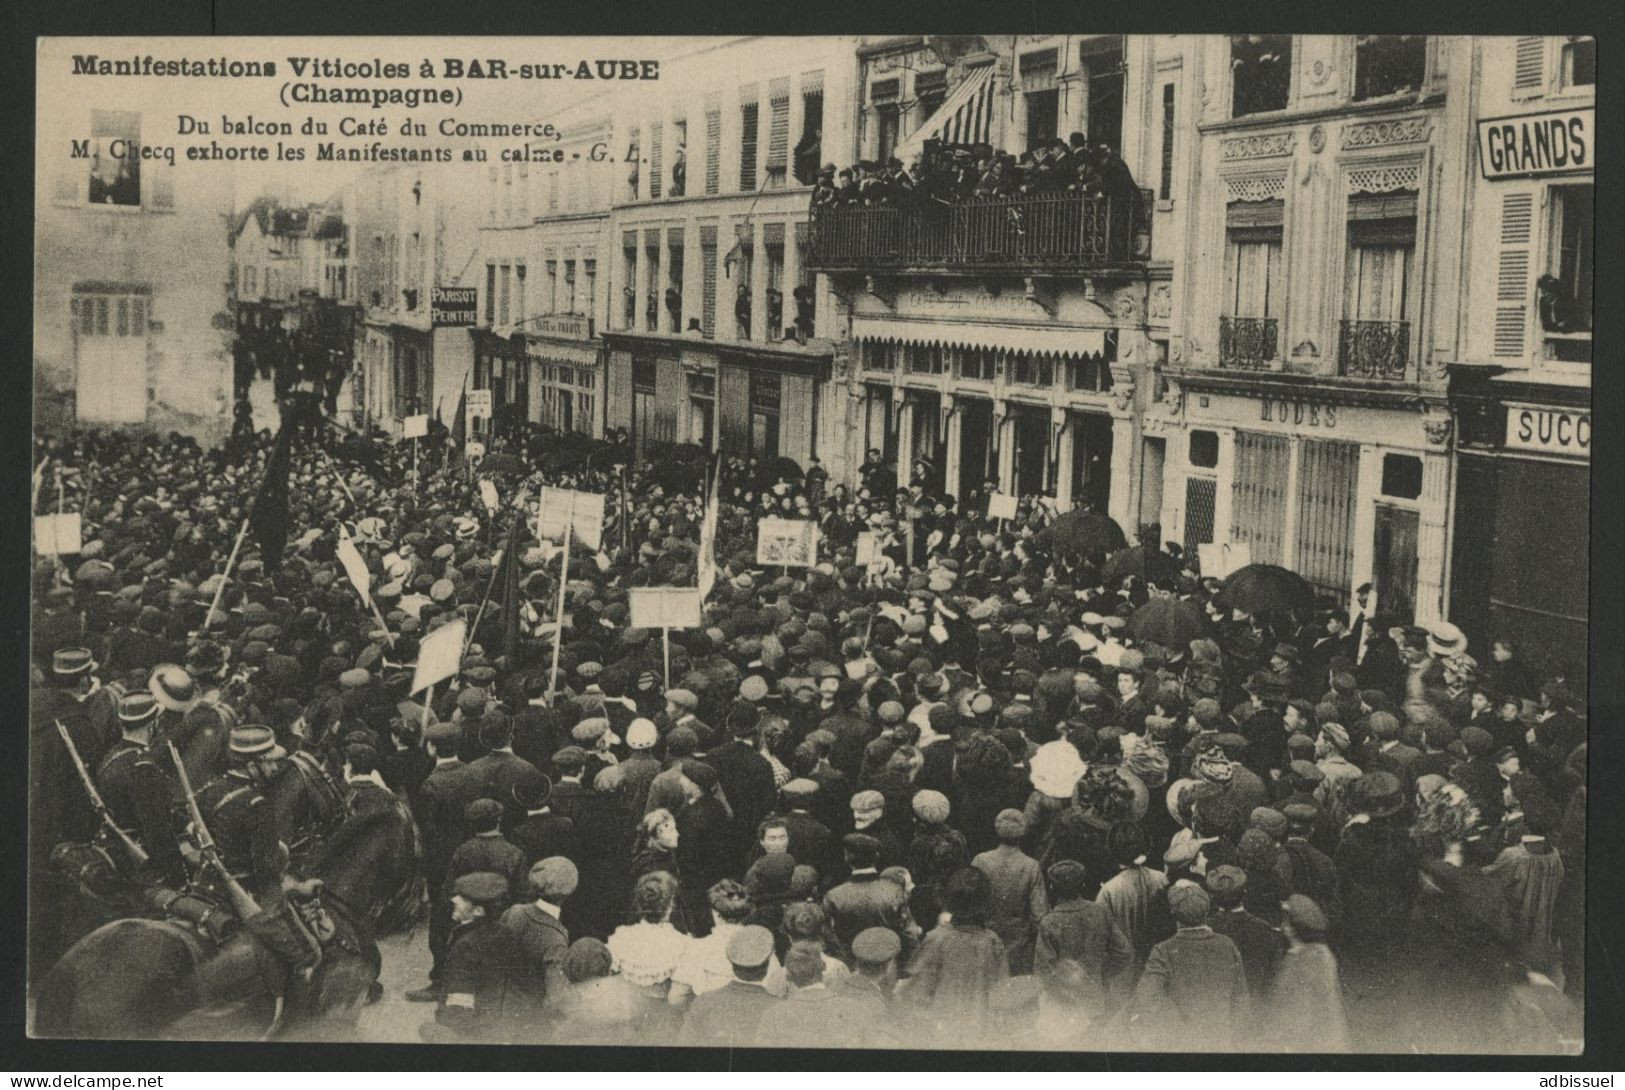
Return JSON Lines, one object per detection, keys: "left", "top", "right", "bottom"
{"left": 21, "top": 29, "right": 1606, "bottom": 1065}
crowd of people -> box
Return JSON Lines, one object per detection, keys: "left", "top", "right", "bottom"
{"left": 29, "top": 412, "right": 1586, "bottom": 1053}
{"left": 810, "top": 135, "right": 1144, "bottom": 218}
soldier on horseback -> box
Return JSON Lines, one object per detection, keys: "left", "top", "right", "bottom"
{"left": 196, "top": 725, "right": 324, "bottom": 902}
{"left": 94, "top": 691, "right": 188, "bottom": 888}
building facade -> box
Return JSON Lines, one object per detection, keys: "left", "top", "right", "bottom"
{"left": 812, "top": 34, "right": 1175, "bottom": 532}
{"left": 35, "top": 96, "right": 234, "bottom": 440}
{"left": 1153, "top": 35, "right": 1475, "bottom": 624}
{"left": 601, "top": 37, "right": 860, "bottom": 473}
{"left": 1446, "top": 35, "right": 1593, "bottom": 679}
{"left": 351, "top": 166, "right": 480, "bottom": 433}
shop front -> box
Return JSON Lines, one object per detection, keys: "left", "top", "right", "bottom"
{"left": 1448, "top": 367, "right": 1589, "bottom": 682}
{"left": 523, "top": 316, "right": 602, "bottom": 438}
{"left": 472, "top": 328, "right": 529, "bottom": 438}
{"left": 1153, "top": 372, "right": 1452, "bottom": 620}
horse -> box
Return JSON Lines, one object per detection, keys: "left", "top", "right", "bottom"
{"left": 33, "top": 802, "right": 421, "bottom": 1040}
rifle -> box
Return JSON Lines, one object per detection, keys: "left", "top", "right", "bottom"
{"left": 166, "top": 740, "right": 263, "bottom": 920}
{"left": 55, "top": 720, "right": 150, "bottom": 868}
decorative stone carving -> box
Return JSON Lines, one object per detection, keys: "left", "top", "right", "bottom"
{"left": 1308, "top": 124, "right": 1326, "bottom": 153}
{"left": 1221, "top": 131, "right": 1296, "bottom": 161}
{"left": 1023, "top": 277, "right": 1057, "bottom": 317}
{"left": 1149, "top": 283, "right": 1172, "bottom": 321}
{"left": 1159, "top": 383, "right": 1184, "bottom": 412}
{"left": 1186, "top": 334, "right": 1203, "bottom": 360}
{"left": 1346, "top": 162, "right": 1422, "bottom": 195}
{"left": 1226, "top": 174, "right": 1287, "bottom": 203}
{"left": 1115, "top": 293, "right": 1137, "bottom": 320}
{"left": 1170, "top": 335, "right": 1185, "bottom": 364}
{"left": 1110, "top": 370, "right": 1136, "bottom": 412}
{"left": 1310, "top": 58, "right": 1329, "bottom": 86}
{"left": 1422, "top": 415, "right": 1453, "bottom": 446}
{"left": 1342, "top": 116, "right": 1432, "bottom": 149}
{"left": 1292, "top": 340, "right": 1319, "bottom": 360}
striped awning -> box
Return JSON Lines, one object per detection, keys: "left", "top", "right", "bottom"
{"left": 895, "top": 63, "right": 997, "bottom": 164}
{"left": 853, "top": 316, "right": 1105, "bottom": 357}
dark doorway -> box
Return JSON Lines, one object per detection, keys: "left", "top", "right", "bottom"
{"left": 1086, "top": 49, "right": 1124, "bottom": 152}
{"left": 1373, "top": 503, "right": 1420, "bottom": 624}
{"left": 1013, "top": 406, "right": 1051, "bottom": 496}
{"left": 958, "top": 397, "right": 994, "bottom": 503}
{"left": 1070, "top": 412, "right": 1115, "bottom": 513}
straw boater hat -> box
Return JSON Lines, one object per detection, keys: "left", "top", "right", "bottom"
{"left": 1029, "top": 740, "right": 1087, "bottom": 800}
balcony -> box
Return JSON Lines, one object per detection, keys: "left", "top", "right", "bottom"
{"left": 1218, "top": 317, "right": 1279, "bottom": 370}
{"left": 808, "top": 190, "right": 1149, "bottom": 275}
{"left": 1338, "top": 319, "right": 1411, "bottom": 381}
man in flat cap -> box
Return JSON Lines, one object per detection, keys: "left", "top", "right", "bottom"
{"left": 972, "top": 809, "right": 1048, "bottom": 974}
{"left": 680, "top": 925, "right": 782, "bottom": 1046}
{"left": 1130, "top": 882, "right": 1250, "bottom": 1050}
{"left": 444, "top": 798, "right": 527, "bottom": 909}
{"left": 1259, "top": 895, "right": 1350, "bottom": 1052}
{"left": 409, "top": 719, "right": 481, "bottom": 1002}
{"left": 1034, "top": 859, "right": 1134, "bottom": 1021}
{"left": 822, "top": 926, "right": 904, "bottom": 1048}
{"left": 822, "top": 833, "right": 919, "bottom": 963}
{"left": 1204, "top": 864, "right": 1283, "bottom": 999}
{"left": 422, "top": 871, "right": 521, "bottom": 1041}
{"left": 498, "top": 856, "right": 578, "bottom": 1026}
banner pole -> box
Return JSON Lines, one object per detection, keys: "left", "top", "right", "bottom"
{"left": 662, "top": 627, "right": 671, "bottom": 691}
{"left": 421, "top": 683, "right": 435, "bottom": 734}
{"left": 547, "top": 509, "right": 573, "bottom": 700}
{"left": 203, "top": 516, "right": 253, "bottom": 631}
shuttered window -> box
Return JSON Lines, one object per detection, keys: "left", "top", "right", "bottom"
{"left": 1294, "top": 439, "right": 1360, "bottom": 595}
{"left": 705, "top": 104, "right": 722, "bottom": 195}
{"left": 1159, "top": 83, "right": 1176, "bottom": 201}
{"left": 1513, "top": 37, "right": 1545, "bottom": 96}
{"left": 1493, "top": 191, "right": 1533, "bottom": 357}
{"left": 700, "top": 225, "right": 718, "bottom": 338}
{"left": 1230, "top": 431, "right": 1290, "bottom": 565}
{"left": 649, "top": 123, "right": 663, "bottom": 200}
{"left": 739, "top": 100, "right": 759, "bottom": 192}
{"left": 766, "top": 79, "right": 790, "bottom": 189}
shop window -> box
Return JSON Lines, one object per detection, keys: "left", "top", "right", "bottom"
{"left": 1541, "top": 184, "right": 1592, "bottom": 363}
{"left": 1561, "top": 37, "right": 1595, "bottom": 88}
{"left": 1231, "top": 35, "right": 1292, "bottom": 118}
{"left": 863, "top": 341, "right": 897, "bottom": 373}
{"left": 909, "top": 345, "right": 945, "bottom": 375}
{"left": 1354, "top": 36, "right": 1426, "bottom": 102}
{"left": 1380, "top": 453, "right": 1423, "bottom": 500}
{"left": 958, "top": 347, "right": 996, "bottom": 382}
{"left": 87, "top": 110, "right": 142, "bottom": 207}
{"left": 1189, "top": 429, "right": 1219, "bottom": 469}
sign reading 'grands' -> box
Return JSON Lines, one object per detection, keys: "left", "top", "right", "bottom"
{"left": 1477, "top": 108, "right": 1593, "bottom": 180}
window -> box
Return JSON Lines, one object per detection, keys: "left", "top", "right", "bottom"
{"left": 915, "top": 71, "right": 947, "bottom": 125}
{"left": 1561, "top": 37, "right": 1595, "bottom": 88}
{"left": 1341, "top": 189, "right": 1417, "bottom": 379}
{"left": 502, "top": 164, "right": 514, "bottom": 221}
{"left": 583, "top": 259, "right": 597, "bottom": 321}
{"left": 700, "top": 228, "right": 718, "bottom": 337}
{"left": 1010, "top": 352, "right": 1054, "bottom": 387}
{"left": 88, "top": 110, "right": 141, "bottom": 207}
{"left": 515, "top": 264, "right": 527, "bottom": 324}
{"left": 72, "top": 290, "right": 147, "bottom": 339}
{"left": 649, "top": 122, "right": 663, "bottom": 200}
{"left": 739, "top": 101, "right": 759, "bottom": 192}
{"left": 908, "top": 345, "right": 945, "bottom": 375}
{"left": 625, "top": 128, "right": 640, "bottom": 201}
{"left": 1354, "top": 36, "right": 1427, "bottom": 101}
{"left": 705, "top": 107, "right": 721, "bottom": 195}
{"left": 1020, "top": 50, "right": 1060, "bottom": 152}
{"left": 1541, "top": 184, "right": 1593, "bottom": 362}
{"left": 1189, "top": 430, "right": 1219, "bottom": 469}
{"left": 516, "top": 161, "right": 529, "bottom": 221}
{"left": 485, "top": 263, "right": 496, "bottom": 324}
{"left": 863, "top": 341, "right": 898, "bottom": 373}
{"left": 622, "top": 240, "right": 638, "bottom": 328}
{"left": 1065, "top": 354, "right": 1111, "bottom": 392}
{"left": 871, "top": 79, "right": 900, "bottom": 162}
{"left": 546, "top": 259, "right": 558, "bottom": 317}
{"left": 794, "top": 85, "right": 824, "bottom": 186}
{"left": 750, "top": 371, "right": 782, "bottom": 460}
{"left": 1224, "top": 201, "right": 1284, "bottom": 319}
{"left": 670, "top": 120, "right": 687, "bottom": 197}
{"left": 1381, "top": 454, "right": 1423, "bottom": 500}
{"left": 766, "top": 84, "right": 790, "bottom": 190}
{"left": 688, "top": 371, "right": 716, "bottom": 447}
{"left": 498, "top": 265, "right": 511, "bottom": 326}
{"left": 564, "top": 260, "right": 577, "bottom": 315}
{"left": 664, "top": 244, "right": 683, "bottom": 332}
{"left": 1159, "top": 83, "right": 1177, "bottom": 201}
{"left": 958, "top": 347, "right": 996, "bottom": 382}
{"left": 1231, "top": 35, "right": 1292, "bottom": 117}
{"left": 244, "top": 266, "right": 257, "bottom": 296}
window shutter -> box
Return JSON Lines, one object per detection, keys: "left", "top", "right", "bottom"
{"left": 649, "top": 123, "right": 663, "bottom": 200}
{"left": 767, "top": 80, "right": 790, "bottom": 188}
{"left": 1492, "top": 190, "right": 1534, "bottom": 358}
{"left": 705, "top": 104, "right": 722, "bottom": 195}
{"left": 700, "top": 224, "right": 718, "bottom": 337}
{"left": 1512, "top": 37, "right": 1545, "bottom": 97}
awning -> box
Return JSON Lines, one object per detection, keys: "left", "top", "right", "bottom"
{"left": 894, "top": 63, "right": 997, "bottom": 164}
{"left": 853, "top": 316, "right": 1105, "bottom": 357}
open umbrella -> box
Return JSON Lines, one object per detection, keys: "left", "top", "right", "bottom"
{"left": 1039, "top": 509, "right": 1127, "bottom": 559}
{"left": 1102, "top": 545, "right": 1182, "bottom": 588}
{"left": 1126, "top": 596, "right": 1210, "bottom": 650}
{"left": 478, "top": 452, "right": 526, "bottom": 477}
{"left": 1217, "top": 563, "right": 1316, "bottom": 613}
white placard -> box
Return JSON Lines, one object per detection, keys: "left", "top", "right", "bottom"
{"left": 465, "top": 389, "right": 494, "bottom": 433}
{"left": 335, "top": 532, "right": 373, "bottom": 607}
{"left": 987, "top": 492, "right": 1018, "bottom": 521}
{"left": 478, "top": 479, "right": 500, "bottom": 514}
{"left": 757, "top": 518, "right": 818, "bottom": 567}
{"left": 1198, "top": 542, "right": 1252, "bottom": 580}
{"left": 402, "top": 414, "right": 429, "bottom": 440}
{"left": 537, "top": 487, "right": 606, "bottom": 552}
{"left": 629, "top": 588, "right": 703, "bottom": 631}
{"left": 855, "top": 531, "right": 882, "bottom": 568}
{"left": 412, "top": 618, "right": 467, "bottom": 694}
{"left": 34, "top": 513, "right": 83, "bottom": 557}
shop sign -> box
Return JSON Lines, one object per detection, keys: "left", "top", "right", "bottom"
{"left": 1259, "top": 398, "right": 1337, "bottom": 428}
{"left": 431, "top": 286, "right": 478, "bottom": 327}
{"left": 1478, "top": 108, "right": 1593, "bottom": 180}
{"left": 1505, "top": 406, "right": 1590, "bottom": 457}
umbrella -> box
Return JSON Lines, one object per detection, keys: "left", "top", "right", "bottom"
{"left": 1102, "top": 545, "right": 1182, "bottom": 588}
{"left": 1126, "top": 596, "right": 1210, "bottom": 650}
{"left": 1039, "top": 509, "right": 1127, "bottom": 559}
{"left": 1218, "top": 563, "right": 1316, "bottom": 613}
{"left": 478, "top": 452, "right": 526, "bottom": 477}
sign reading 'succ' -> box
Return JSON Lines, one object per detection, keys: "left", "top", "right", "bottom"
{"left": 1477, "top": 108, "right": 1593, "bottom": 180}
{"left": 431, "top": 286, "right": 478, "bottom": 327}
{"left": 1505, "top": 406, "right": 1590, "bottom": 457}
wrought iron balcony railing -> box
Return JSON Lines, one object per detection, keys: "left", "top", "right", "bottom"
{"left": 808, "top": 190, "right": 1149, "bottom": 272}
{"left": 1337, "top": 319, "right": 1411, "bottom": 381}
{"left": 1218, "top": 316, "right": 1279, "bottom": 370}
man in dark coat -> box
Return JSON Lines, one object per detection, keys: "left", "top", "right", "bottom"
{"left": 704, "top": 703, "right": 779, "bottom": 860}
{"left": 422, "top": 871, "right": 521, "bottom": 1041}
{"left": 1130, "top": 883, "right": 1251, "bottom": 1050}
{"left": 821, "top": 834, "right": 919, "bottom": 961}
{"left": 1204, "top": 865, "right": 1283, "bottom": 1000}
{"left": 675, "top": 761, "right": 734, "bottom": 937}
{"left": 409, "top": 719, "right": 483, "bottom": 1001}
{"left": 506, "top": 769, "right": 580, "bottom": 867}
{"left": 681, "top": 925, "right": 783, "bottom": 1046}
{"left": 444, "top": 798, "right": 528, "bottom": 901}
{"left": 94, "top": 691, "right": 187, "bottom": 886}
{"left": 461, "top": 715, "right": 544, "bottom": 827}
{"left": 1280, "top": 802, "right": 1343, "bottom": 936}
{"left": 497, "top": 856, "right": 577, "bottom": 1025}
{"left": 1033, "top": 859, "right": 1134, "bottom": 1016}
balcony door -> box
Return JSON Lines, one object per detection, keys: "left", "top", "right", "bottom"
{"left": 1221, "top": 199, "right": 1283, "bottom": 368}
{"left": 1372, "top": 502, "right": 1419, "bottom": 624}
{"left": 1341, "top": 189, "right": 1417, "bottom": 379}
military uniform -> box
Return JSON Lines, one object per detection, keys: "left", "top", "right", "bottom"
{"left": 197, "top": 770, "right": 286, "bottom": 896}
{"left": 95, "top": 738, "right": 186, "bottom": 884}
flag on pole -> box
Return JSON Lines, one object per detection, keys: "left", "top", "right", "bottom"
{"left": 498, "top": 511, "right": 525, "bottom": 666}
{"left": 248, "top": 425, "right": 294, "bottom": 570}
{"left": 335, "top": 526, "right": 373, "bottom": 607}
{"left": 696, "top": 452, "right": 722, "bottom": 601}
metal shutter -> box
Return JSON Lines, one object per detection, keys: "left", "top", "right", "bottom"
{"left": 1493, "top": 191, "right": 1534, "bottom": 358}
{"left": 718, "top": 359, "right": 752, "bottom": 453}
{"left": 1230, "top": 431, "right": 1290, "bottom": 564}
{"left": 653, "top": 354, "right": 683, "bottom": 444}
{"left": 1183, "top": 477, "right": 1216, "bottom": 554}
{"left": 705, "top": 105, "right": 721, "bottom": 195}
{"left": 779, "top": 372, "right": 816, "bottom": 464}
{"left": 1294, "top": 439, "right": 1360, "bottom": 594}
{"left": 700, "top": 224, "right": 718, "bottom": 338}
{"left": 649, "top": 123, "right": 663, "bottom": 200}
